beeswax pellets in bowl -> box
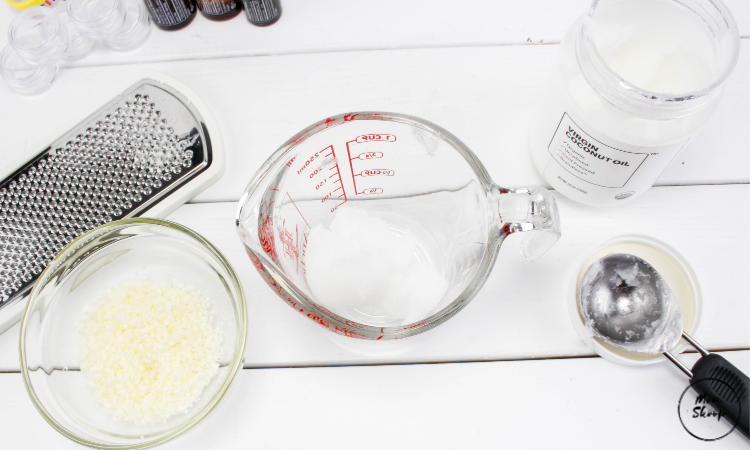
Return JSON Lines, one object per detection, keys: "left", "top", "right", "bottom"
{"left": 19, "top": 219, "right": 247, "bottom": 449}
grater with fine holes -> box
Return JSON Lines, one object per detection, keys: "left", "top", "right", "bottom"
{"left": 0, "top": 72, "right": 224, "bottom": 333}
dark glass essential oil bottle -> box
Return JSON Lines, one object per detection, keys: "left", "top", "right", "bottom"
{"left": 241, "top": 0, "right": 281, "bottom": 26}
{"left": 143, "top": 0, "right": 198, "bottom": 31}
{"left": 195, "top": 0, "right": 243, "bottom": 21}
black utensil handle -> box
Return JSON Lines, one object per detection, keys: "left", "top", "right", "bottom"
{"left": 691, "top": 353, "right": 749, "bottom": 438}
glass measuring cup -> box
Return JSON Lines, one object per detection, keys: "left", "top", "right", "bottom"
{"left": 237, "top": 112, "right": 561, "bottom": 339}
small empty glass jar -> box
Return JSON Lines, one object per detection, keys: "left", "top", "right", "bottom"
{"left": 8, "top": 7, "right": 69, "bottom": 66}
{"left": 69, "top": 0, "right": 127, "bottom": 40}
{"left": 57, "top": 8, "right": 97, "bottom": 61}
{"left": 0, "top": 45, "right": 58, "bottom": 95}
{"left": 104, "top": 0, "right": 152, "bottom": 51}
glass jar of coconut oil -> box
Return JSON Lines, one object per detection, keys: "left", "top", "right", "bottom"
{"left": 528, "top": 0, "right": 740, "bottom": 205}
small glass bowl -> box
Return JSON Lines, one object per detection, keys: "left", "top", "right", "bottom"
{"left": 0, "top": 45, "right": 58, "bottom": 95}
{"left": 69, "top": 0, "right": 127, "bottom": 40}
{"left": 20, "top": 219, "right": 248, "bottom": 449}
{"left": 104, "top": 0, "right": 151, "bottom": 52}
{"left": 8, "top": 6, "right": 69, "bottom": 65}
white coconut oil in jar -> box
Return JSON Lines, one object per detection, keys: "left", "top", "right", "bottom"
{"left": 528, "top": 0, "right": 740, "bottom": 205}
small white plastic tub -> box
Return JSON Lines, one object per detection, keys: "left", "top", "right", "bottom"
{"left": 567, "top": 234, "right": 702, "bottom": 366}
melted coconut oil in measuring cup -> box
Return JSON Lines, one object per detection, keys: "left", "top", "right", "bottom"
{"left": 290, "top": 179, "right": 488, "bottom": 327}
{"left": 306, "top": 208, "right": 449, "bottom": 326}
{"left": 255, "top": 124, "right": 490, "bottom": 328}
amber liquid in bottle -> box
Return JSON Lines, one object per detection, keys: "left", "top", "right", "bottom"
{"left": 144, "top": 0, "right": 197, "bottom": 31}
{"left": 196, "top": 0, "right": 243, "bottom": 21}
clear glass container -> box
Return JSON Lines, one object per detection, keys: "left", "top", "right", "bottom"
{"left": 68, "top": 0, "right": 127, "bottom": 39}
{"left": 528, "top": 0, "right": 740, "bottom": 205}
{"left": 19, "top": 219, "right": 247, "bottom": 449}
{"left": 104, "top": 0, "right": 152, "bottom": 52}
{"left": 57, "top": 7, "right": 97, "bottom": 61}
{"left": 8, "top": 6, "right": 69, "bottom": 65}
{"left": 0, "top": 44, "right": 58, "bottom": 94}
{"left": 237, "top": 112, "right": 561, "bottom": 339}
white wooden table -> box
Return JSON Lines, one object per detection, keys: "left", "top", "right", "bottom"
{"left": 0, "top": 1, "right": 748, "bottom": 448}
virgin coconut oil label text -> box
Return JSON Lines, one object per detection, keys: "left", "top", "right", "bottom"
{"left": 548, "top": 113, "right": 648, "bottom": 188}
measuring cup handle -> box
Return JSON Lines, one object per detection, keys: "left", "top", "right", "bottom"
{"left": 495, "top": 187, "right": 561, "bottom": 261}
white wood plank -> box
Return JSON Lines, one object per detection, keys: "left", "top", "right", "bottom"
{"left": 0, "top": 0, "right": 747, "bottom": 66}
{"left": 0, "top": 184, "right": 747, "bottom": 371}
{"left": 1, "top": 351, "right": 748, "bottom": 449}
{"left": 0, "top": 43, "right": 747, "bottom": 202}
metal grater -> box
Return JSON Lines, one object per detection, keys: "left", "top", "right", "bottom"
{"left": 0, "top": 73, "right": 224, "bottom": 333}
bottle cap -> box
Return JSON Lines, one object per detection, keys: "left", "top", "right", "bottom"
{"left": 6, "top": 0, "right": 47, "bottom": 11}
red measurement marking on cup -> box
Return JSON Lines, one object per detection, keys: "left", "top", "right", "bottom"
{"left": 356, "top": 134, "right": 396, "bottom": 143}
{"left": 321, "top": 169, "right": 347, "bottom": 209}
{"left": 352, "top": 152, "right": 383, "bottom": 160}
{"left": 355, "top": 169, "right": 395, "bottom": 177}
{"left": 302, "top": 145, "right": 348, "bottom": 212}
{"left": 281, "top": 193, "right": 312, "bottom": 274}
{"left": 346, "top": 135, "right": 396, "bottom": 195}
{"left": 296, "top": 146, "right": 332, "bottom": 176}
{"left": 284, "top": 193, "right": 310, "bottom": 228}
{"left": 259, "top": 197, "right": 278, "bottom": 259}
{"left": 326, "top": 157, "right": 347, "bottom": 210}
{"left": 358, "top": 188, "right": 383, "bottom": 195}
{"left": 260, "top": 214, "right": 276, "bottom": 258}
{"left": 280, "top": 220, "right": 300, "bottom": 272}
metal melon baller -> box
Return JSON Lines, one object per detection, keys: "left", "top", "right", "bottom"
{"left": 0, "top": 72, "right": 224, "bottom": 333}
{"left": 580, "top": 253, "right": 749, "bottom": 438}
